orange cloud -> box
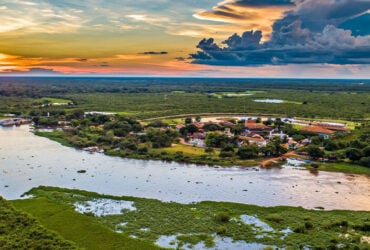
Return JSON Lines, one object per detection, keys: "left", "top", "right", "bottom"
{"left": 194, "top": 1, "right": 293, "bottom": 40}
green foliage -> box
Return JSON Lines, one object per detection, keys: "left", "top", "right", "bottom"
{"left": 346, "top": 148, "right": 363, "bottom": 161}
{"left": 306, "top": 145, "right": 325, "bottom": 159}
{"left": 205, "top": 132, "right": 229, "bottom": 148}
{"left": 237, "top": 144, "right": 259, "bottom": 159}
{"left": 12, "top": 186, "right": 370, "bottom": 250}
{"left": 0, "top": 196, "right": 76, "bottom": 249}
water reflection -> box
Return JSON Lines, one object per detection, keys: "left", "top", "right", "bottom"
{"left": 0, "top": 126, "right": 369, "bottom": 210}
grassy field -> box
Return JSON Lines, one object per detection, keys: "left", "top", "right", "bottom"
{"left": 40, "top": 97, "right": 72, "bottom": 104}
{"left": 11, "top": 196, "right": 160, "bottom": 250}
{"left": 158, "top": 144, "right": 215, "bottom": 156}
{"left": 11, "top": 186, "right": 370, "bottom": 250}
{"left": 0, "top": 196, "right": 77, "bottom": 249}
{"left": 35, "top": 131, "right": 74, "bottom": 147}
{"left": 309, "top": 162, "right": 370, "bottom": 176}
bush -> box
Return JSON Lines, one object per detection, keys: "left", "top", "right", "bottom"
{"left": 266, "top": 214, "right": 283, "bottom": 223}
{"left": 304, "top": 221, "right": 314, "bottom": 230}
{"left": 214, "top": 213, "right": 230, "bottom": 223}
{"left": 345, "top": 148, "right": 363, "bottom": 161}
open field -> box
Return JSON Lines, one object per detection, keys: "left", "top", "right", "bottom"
{"left": 39, "top": 97, "right": 72, "bottom": 104}
{"left": 11, "top": 186, "right": 370, "bottom": 250}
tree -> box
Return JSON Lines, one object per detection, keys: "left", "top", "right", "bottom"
{"left": 306, "top": 145, "right": 324, "bottom": 159}
{"left": 345, "top": 148, "right": 363, "bottom": 161}
{"left": 363, "top": 146, "right": 370, "bottom": 157}
{"left": 237, "top": 144, "right": 259, "bottom": 159}
{"left": 184, "top": 117, "right": 192, "bottom": 124}
{"left": 274, "top": 118, "right": 284, "bottom": 129}
{"left": 263, "top": 119, "right": 273, "bottom": 126}
{"left": 205, "top": 132, "right": 229, "bottom": 148}
{"left": 220, "top": 145, "right": 235, "bottom": 158}
{"left": 311, "top": 136, "right": 323, "bottom": 145}
{"left": 324, "top": 140, "right": 338, "bottom": 151}
{"left": 185, "top": 124, "right": 198, "bottom": 134}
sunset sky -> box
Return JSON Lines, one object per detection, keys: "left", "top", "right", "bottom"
{"left": 1, "top": 0, "right": 370, "bottom": 78}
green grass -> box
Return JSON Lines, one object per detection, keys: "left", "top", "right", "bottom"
{"left": 40, "top": 97, "right": 72, "bottom": 104}
{"left": 11, "top": 197, "right": 160, "bottom": 250}
{"left": 308, "top": 162, "right": 370, "bottom": 176}
{"left": 35, "top": 131, "right": 74, "bottom": 147}
{"left": 159, "top": 144, "right": 215, "bottom": 156}
{"left": 0, "top": 196, "right": 77, "bottom": 249}
{"left": 12, "top": 186, "right": 370, "bottom": 250}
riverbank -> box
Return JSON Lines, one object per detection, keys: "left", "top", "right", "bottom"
{"left": 11, "top": 186, "right": 370, "bottom": 249}
{"left": 35, "top": 130, "right": 370, "bottom": 177}
{"left": 304, "top": 162, "right": 370, "bottom": 176}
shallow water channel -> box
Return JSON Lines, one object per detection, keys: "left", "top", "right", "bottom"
{"left": 1, "top": 126, "right": 369, "bottom": 210}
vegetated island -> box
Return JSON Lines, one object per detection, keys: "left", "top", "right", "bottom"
{"left": 10, "top": 186, "right": 370, "bottom": 249}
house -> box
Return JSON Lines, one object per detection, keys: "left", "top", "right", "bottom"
{"left": 299, "top": 138, "right": 311, "bottom": 147}
{"left": 316, "top": 123, "right": 348, "bottom": 132}
{"left": 188, "top": 132, "right": 206, "bottom": 147}
{"left": 300, "top": 126, "right": 336, "bottom": 139}
{"left": 239, "top": 134, "right": 267, "bottom": 147}
{"left": 219, "top": 120, "right": 235, "bottom": 127}
{"left": 244, "top": 120, "right": 273, "bottom": 134}
{"left": 269, "top": 130, "right": 287, "bottom": 140}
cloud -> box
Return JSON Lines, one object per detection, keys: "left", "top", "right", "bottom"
{"left": 1, "top": 67, "right": 60, "bottom": 75}
{"left": 194, "top": 0, "right": 294, "bottom": 40}
{"left": 191, "top": 0, "right": 370, "bottom": 65}
{"left": 75, "top": 58, "right": 88, "bottom": 62}
{"left": 142, "top": 51, "right": 168, "bottom": 55}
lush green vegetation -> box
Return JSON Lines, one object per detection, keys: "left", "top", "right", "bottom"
{"left": 12, "top": 186, "right": 370, "bottom": 249}
{"left": 0, "top": 77, "right": 369, "bottom": 120}
{"left": 307, "top": 162, "right": 370, "bottom": 176}
{"left": 0, "top": 196, "right": 77, "bottom": 249}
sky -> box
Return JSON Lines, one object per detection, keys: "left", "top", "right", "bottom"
{"left": 0, "top": 0, "right": 370, "bottom": 78}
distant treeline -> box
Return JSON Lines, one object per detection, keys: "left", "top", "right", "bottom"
{"left": 0, "top": 77, "right": 370, "bottom": 97}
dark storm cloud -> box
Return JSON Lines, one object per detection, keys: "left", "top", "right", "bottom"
{"left": 190, "top": 0, "right": 370, "bottom": 65}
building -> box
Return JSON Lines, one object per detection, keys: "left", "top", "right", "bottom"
{"left": 244, "top": 120, "right": 273, "bottom": 134}
{"left": 239, "top": 134, "right": 267, "bottom": 147}
{"left": 300, "top": 126, "right": 336, "bottom": 139}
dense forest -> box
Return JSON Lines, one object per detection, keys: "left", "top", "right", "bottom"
{"left": 0, "top": 77, "right": 370, "bottom": 97}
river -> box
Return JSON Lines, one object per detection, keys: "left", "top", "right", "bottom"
{"left": 0, "top": 125, "right": 369, "bottom": 210}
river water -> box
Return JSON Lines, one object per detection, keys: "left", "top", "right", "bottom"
{"left": 0, "top": 126, "right": 369, "bottom": 210}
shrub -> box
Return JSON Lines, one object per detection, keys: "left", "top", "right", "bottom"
{"left": 214, "top": 213, "right": 230, "bottom": 223}
{"left": 266, "top": 214, "right": 283, "bottom": 223}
